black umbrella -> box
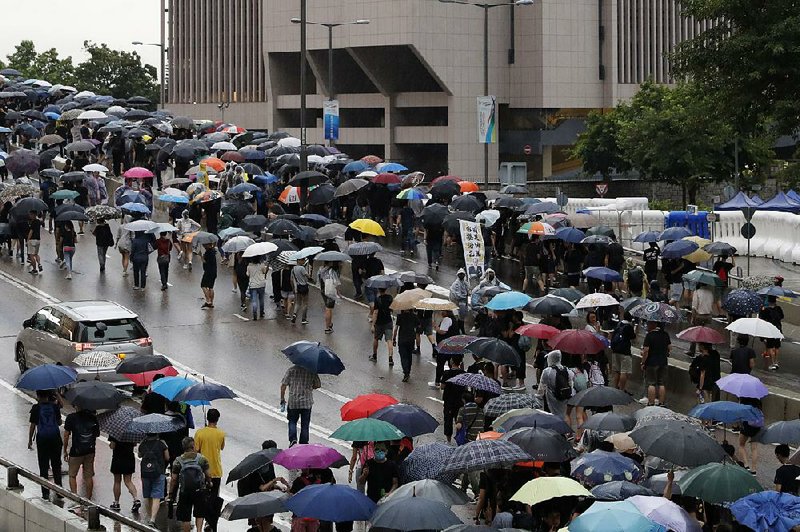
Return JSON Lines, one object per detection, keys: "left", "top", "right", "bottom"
{"left": 525, "top": 201, "right": 561, "bottom": 215}
{"left": 123, "top": 109, "right": 151, "bottom": 120}
{"left": 420, "top": 203, "right": 449, "bottom": 227}
{"left": 10, "top": 197, "right": 48, "bottom": 216}
{"left": 240, "top": 214, "right": 268, "bottom": 233}
{"left": 64, "top": 140, "right": 95, "bottom": 153}
{"left": 266, "top": 239, "right": 299, "bottom": 253}
{"left": 128, "top": 95, "right": 152, "bottom": 105}
{"left": 55, "top": 204, "right": 85, "bottom": 216}
{"left": 15, "top": 123, "right": 41, "bottom": 138}
{"left": 231, "top": 131, "right": 255, "bottom": 148}
{"left": 288, "top": 170, "right": 327, "bottom": 187}
{"left": 171, "top": 116, "right": 194, "bottom": 129}
{"left": 494, "top": 196, "right": 524, "bottom": 209}
{"left": 579, "top": 412, "right": 636, "bottom": 432}
{"left": 399, "top": 272, "right": 433, "bottom": 285}
{"left": 64, "top": 381, "right": 124, "bottom": 411}
{"left": 315, "top": 223, "right": 347, "bottom": 240}
{"left": 226, "top": 448, "right": 281, "bottom": 484}
{"left": 451, "top": 194, "right": 484, "bottom": 213}
{"left": 38, "top": 148, "right": 61, "bottom": 170}
{"left": 308, "top": 183, "right": 335, "bottom": 205}
{"left": 443, "top": 212, "right": 475, "bottom": 235}
{"left": 265, "top": 219, "right": 302, "bottom": 238}
{"left": 501, "top": 427, "right": 577, "bottom": 462}
{"left": 5, "top": 149, "right": 40, "bottom": 177}
{"left": 568, "top": 385, "right": 634, "bottom": 408}
{"left": 500, "top": 184, "right": 528, "bottom": 194}
{"left": 525, "top": 295, "right": 575, "bottom": 315}
{"left": 464, "top": 337, "right": 521, "bottom": 366}
{"left": 629, "top": 419, "right": 727, "bottom": 467}
{"left": 59, "top": 171, "right": 87, "bottom": 183}
{"left": 239, "top": 163, "right": 263, "bottom": 176}
{"left": 221, "top": 492, "right": 287, "bottom": 521}
{"left": 39, "top": 168, "right": 63, "bottom": 180}
{"left": 115, "top": 354, "right": 172, "bottom": 375}
{"left": 430, "top": 180, "right": 461, "bottom": 200}
{"left": 55, "top": 211, "right": 90, "bottom": 222}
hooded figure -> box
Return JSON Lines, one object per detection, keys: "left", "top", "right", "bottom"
{"left": 449, "top": 268, "right": 470, "bottom": 330}
{"left": 536, "top": 350, "right": 572, "bottom": 421}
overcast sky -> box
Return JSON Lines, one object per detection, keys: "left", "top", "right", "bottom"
{"left": 0, "top": 0, "right": 163, "bottom": 79}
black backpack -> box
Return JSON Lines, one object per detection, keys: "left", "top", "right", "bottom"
{"left": 610, "top": 323, "right": 631, "bottom": 353}
{"left": 179, "top": 456, "right": 206, "bottom": 492}
{"left": 688, "top": 356, "right": 703, "bottom": 384}
{"left": 552, "top": 367, "right": 572, "bottom": 401}
{"left": 140, "top": 440, "right": 165, "bottom": 479}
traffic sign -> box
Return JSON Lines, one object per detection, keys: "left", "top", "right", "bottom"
{"left": 741, "top": 222, "right": 756, "bottom": 239}
{"left": 595, "top": 183, "right": 608, "bottom": 197}
{"left": 556, "top": 192, "right": 568, "bottom": 207}
{"left": 523, "top": 144, "right": 532, "bottom": 155}
{"left": 706, "top": 213, "right": 717, "bottom": 222}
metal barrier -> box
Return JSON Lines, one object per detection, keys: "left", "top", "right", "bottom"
{"left": 0, "top": 456, "right": 156, "bottom": 532}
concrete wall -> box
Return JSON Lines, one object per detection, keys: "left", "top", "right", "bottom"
{"left": 0, "top": 469, "right": 87, "bottom": 532}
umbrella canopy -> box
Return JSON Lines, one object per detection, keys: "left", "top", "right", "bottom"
{"left": 580, "top": 412, "right": 636, "bottom": 432}
{"left": 583, "top": 266, "right": 623, "bottom": 282}
{"left": 150, "top": 376, "right": 198, "bottom": 401}
{"left": 330, "top": 418, "right": 405, "bottom": 441}
{"left": 86, "top": 204, "right": 122, "bottom": 220}
{"left": 315, "top": 223, "right": 347, "bottom": 240}
{"left": 716, "top": 373, "right": 769, "bottom": 398}
{"left": 729, "top": 491, "right": 800, "bottom": 532}
{"left": 484, "top": 291, "right": 532, "bottom": 310}
{"left": 515, "top": 323, "right": 561, "bottom": 340}
{"left": 704, "top": 241, "right": 737, "bottom": 256}
{"left": 465, "top": 337, "right": 521, "bottom": 366}
{"left": 129, "top": 413, "right": 186, "bottom": 434}
{"left": 526, "top": 295, "right": 575, "bottom": 315}
{"left": 16, "top": 364, "right": 78, "bottom": 391}
{"left": 370, "top": 496, "right": 461, "bottom": 531}
{"left": 97, "top": 406, "right": 147, "bottom": 443}
{"left": 548, "top": 329, "right": 606, "bottom": 355}
{"left": 676, "top": 326, "right": 725, "bottom": 344}
{"left": 308, "top": 183, "right": 336, "bottom": 205}
{"left": 571, "top": 450, "right": 643, "bottom": 486}
{"left": 661, "top": 240, "right": 699, "bottom": 259}
{"left": 631, "top": 302, "right": 682, "bottom": 323}
{"left": 678, "top": 461, "right": 763, "bottom": 504}
{"left": 439, "top": 439, "right": 530, "bottom": 474}
{"left": 576, "top": 292, "right": 619, "bottom": 309}
{"left": 225, "top": 448, "right": 281, "bottom": 484}
{"left": 511, "top": 477, "right": 592, "bottom": 506}
{"left": 120, "top": 202, "right": 150, "bottom": 214}
{"left": 414, "top": 298, "right": 458, "bottom": 311}
{"left": 64, "top": 381, "right": 124, "bottom": 410}
{"left": 370, "top": 403, "right": 438, "bottom": 437}
{"left": 221, "top": 235, "right": 256, "bottom": 253}
{"left": 123, "top": 219, "right": 159, "bottom": 233}
{"left": 569, "top": 385, "right": 635, "bottom": 408}
{"left": 315, "top": 250, "right": 350, "bottom": 262}
{"left": 683, "top": 270, "right": 722, "bottom": 287}
{"left": 688, "top": 401, "right": 764, "bottom": 425}
{"left": 265, "top": 218, "right": 301, "bottom": 237}
{"left": 627, "top": 495, "right": 701, "bottom": 532}
{"left": 592, "top": 482, "right": 656, "bottom": 502}
{"left": 526, "top": 221, "right": 556, "bottom": 236}
{"left": 334, "top": 178, "right": 368, "bottom": 197}
{"left": 501, "top": 427, "right": 575, "bottom": 461}
{"left": 282, "top": 341, "right": 345, "bottom": 375}
{"left": 436, "top": 334, "right": 479, "bottom": 356}
{"left": 555, "top": 226, "right": 586, "bottom": 243}
{"left": 349, "top": 218, "right": 385, "bottom": 236}
{"left": 385, "top": 479, "right": 469, "bottom": 506}
{"left": 399, "top": 443, "right": 458, "bottom": 484}
{"left": 660, "top": 226, "right": 692, "bottom": 241}
{"left": 242, "top": 241, "right": 279, "bottom": 258}
{"left": 756, "top": 420, "right": 800, "bottom": 444}
{"left": 174, "top": 381, "right": 236, "bottom": 402}
{"left": 757, "top": 285, "right": 798, "bottom": 298}
{"left": 54, "top": 210, "right": 89, "bottom": 222}
{"left": 221, "top": 491, "right": 287, "bottom": 521}
{"left": 498, "top": 410, "right": 574, "bottom": 434}
{"left": 420, "top": 203, "right": 449, "bottom": 227}
{"left": 569, "top": 500, "right": 664, "bottom": 532}
{"left": 286, "top": 483, "right": 376, "bottom": 522}
{"left": 634, "top": 230, "right": 661, "bottom": 243}
{"left": 605, "top": 432, "right": 637, "bottom": 453}
{"left": 389, "top": 288, "right": 432, "bottom": 311}
{"left": 50, "top": 189, "right": 80, "bottom": 200}
{"left": 484, "top": 394, "right": 540, "bottom": 417}
{"left": 446, "top": 372, "right": 502, "bottom": 395}
{"left": 341, "top": 394, "right": 398, "bottom": 420}
{"left": 272, "top": 444, "right": 345, "bottom": 470}
{"left": 347, "top": 241, "right": 383, "bottom": 256}
{"left": 726, "top": 317, "right": 783, "bottom": 339}
{"left": 629, "top": 419, "right": 727, "bottom": 467}
{"left": 115, "top": 354, "right": 172, "bottom": 374}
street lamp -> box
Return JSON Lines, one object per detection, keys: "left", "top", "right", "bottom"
{"left": 132, "top": 40, "right": 167, "bottom": 109}
{"left": 438, "top": 0, "right": 533, "bottom": 185}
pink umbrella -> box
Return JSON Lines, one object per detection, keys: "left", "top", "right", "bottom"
{"left": 548, "top": 329, "right": 607, "bottom": 354}
{"left": 676, "top": 326, "right": 726, "bottom": 344}
{"left": 272, "top": 443, "right": 346, "bottom": 469}
{"left": 123, "top": 167, "right": 155, "bottom": 179}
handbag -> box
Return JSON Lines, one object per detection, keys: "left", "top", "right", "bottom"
{"left": 157, "top": 254, "right": 170, "bottom": 265}
{"left": 454, "top": 407, "right": 478, "bottom": 446}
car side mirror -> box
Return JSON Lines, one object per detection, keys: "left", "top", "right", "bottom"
{"left": 23, "top": 318, "right": 33, "bottom": 328}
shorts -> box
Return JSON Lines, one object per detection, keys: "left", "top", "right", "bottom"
{"left": 524, "top": 265, "right": 541, "bottom": 279}
{"left": 373, "top": 324, "right": 392, "bottom": 341}
{"left": 68, "top": 454, "right": 95, "bottom": 479}
{"left": 416, "top": 321, "right": 433, "bottom": 336}
{"left": 364, "top": 287, "right": 377, "bottom": 305}
{"left": 27, "top": 239, "right": 40, "bottom": 254}
{"left": 282, "top": 290, "right": 295, "bottom": 300}
{"left": 669, "top": 283, "right": 683, "bottom": 302}
{"left": 323, "top": 295, "right": 336, "bottom": 309}
{"left": 611, "top": 352, "right": 633, "bottom": 374}
{"left": 644, "top": 365, "right": 667, "bottom": 387}
{"left": 141, "top": 474, "right": 166, "bottom": 499}
{"left": 200, "top": 274, "right": 217, "bottom": 289}
{"left": 765, "top": 338, "right": 781, "bottom": 349}
{"left": 176, "top": 489, "right": 207, "bottom": 522}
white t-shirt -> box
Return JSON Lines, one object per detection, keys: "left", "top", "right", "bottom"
{"left": 439, "top": 317, "right": 453, "bottom": 332}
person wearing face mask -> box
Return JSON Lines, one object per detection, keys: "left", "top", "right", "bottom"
{"left": 358, "top": 443, "right": 398, "bottom": 503}
{"left": 449, "top": 268, "right": 470, "bottom": 334}
{"left": 176, "top": 210, "right": 201, "bottom": 270}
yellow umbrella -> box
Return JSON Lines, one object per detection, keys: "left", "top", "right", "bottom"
{"left": 510, "top": 477, "right": 592, "bottom": 506}
{"left": 682, "top": 236, "right": 712, "bottom": 263}
{"left": 349, "top": 218, "right": 386, "bottom": 237}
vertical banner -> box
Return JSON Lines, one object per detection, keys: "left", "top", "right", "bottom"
{"left": 459, "top": 220, "right": 485, "bottom": 279}
{"left": 477, "top": 95, "right": 497, "bottom": 144}
{"left": 323, "top": 99, "right": 339, "bottom": 141}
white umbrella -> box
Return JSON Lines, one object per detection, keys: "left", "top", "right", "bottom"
{"left": 77, "top": 110, "right": 107, "bottom": 120}
{"left": 277, "top": 137, "right": 301, "bottom": 148}
{"left": 222, "top": 235, "right": 256, "bottom": 253}
{"left": 146, "top": 222, "right": 179, "bottom": 235}
{"left": 307, "top": 154, "right": 325, "bottom": 164}
{"left": 82, "top": 163, "right": 109, "bottom": 173}
{"left": 242, "top": 241, "right": 278, "bottom": 258}
{"left": 106, "top": 105, "right": 128, "bottom": 116}
{"left": 74, "top": 90, "right": 96, "bottom": 99}
{"left": 211, "top": 141, "right": 237, "bottom": 151}
{"left": 290, "top": 246, "right": 324, "bottom": 260}
{"left": 576, "top": 293, "right": 620, "bottom": 309}
{"left": 476, "top": 209, "right": 501, "bottom": 227}
{"left": 356, "top": 170, "right": 377, "bottom": 179}
{"left": 163, "top": 187, "right": 189, "bottom": 198}
{"left": 725, "top": 317, "right": 783, "bottom": 339}
{"left": 123, "top": 220, "right": 159, "bottom": 232}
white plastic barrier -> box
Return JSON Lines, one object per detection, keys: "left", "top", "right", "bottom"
{"left": 625, "top": 210, "right": 668, "bottom": 250}
{"left": 712, "top": 211, "right": 746, "bottom": 255}
{"left": 778, "top": 215, "right": 800, "bottom": 262}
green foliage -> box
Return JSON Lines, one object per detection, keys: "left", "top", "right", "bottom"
{"left": 649, "top": 199, "right": 677, "bottom": 211}
{"left": 572, "top": 110, "right": 631, "bottom": 179}
{"left": 5, "top": 40, "right": 75, "bottom": 83}
{"left": 73, "top": 41, "right": 158, "bottom": 102}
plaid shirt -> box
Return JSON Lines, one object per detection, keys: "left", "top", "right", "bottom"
{"left": 281, "top": 366, "right": 320, "bottom": 409}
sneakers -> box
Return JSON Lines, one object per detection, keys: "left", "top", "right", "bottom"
{"left": 402, "top": 374, "right": 410, "bottom": 382}
{"left": 291, "top": 314, "right": 297, "bottom": 323}
{"left": 65, "top": 273, "right": 72, "bottom": 280}
{"left": 110, "top": 502, "right": 121, "bottom": 511}
{"left": 388, "top": 357, "right": 394, "bottom": 367}
{"left": 368, "top": 354, "right": 377, "bottom": 362}
{"left": 188, "top": 262, "right": 192, "bottom": 271}
{"left": 324, "top": 327, "right": 333, "bottom": 334}
{"left": 301, "top": 318, "right": 309, "bottom": 324}
{"left": 131, "top": 499, "right": 141, "bottom": 513}
{"left": 769, "top": 364, "right": 779, "bottom": 370}
{"left": 183, "top": 264, "right": 189, "bottom": 270}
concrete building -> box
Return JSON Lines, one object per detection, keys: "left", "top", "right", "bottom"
{"left": 166, "top": 0, "right": 709, "bottom": 182}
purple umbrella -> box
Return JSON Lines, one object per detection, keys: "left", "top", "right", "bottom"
{"left": 272, "top": 444, "right": 346, "bottom": 470}
{"left": 436, "top": 335, "right": 478, "bottom": 356}
{"left": 5, "top": 148, "right": 40, "bottom": 177}
{"left": 446, "top": 372, "right": 501, "bottom": 395}
{"left": 716, "top": 373, "right": 769, "bottom": 399}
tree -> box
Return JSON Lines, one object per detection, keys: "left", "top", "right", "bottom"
{"left": 5, "top": 40, "right": 75, "bottom": 83}
{"left": 572, "top": 110, "right": 631, "bottom": 179}
{"left": 672, "top": 0, "right": 800, "bottom": 135}
{"left": 73, "top": 41, "right": 158, "bottom": 103}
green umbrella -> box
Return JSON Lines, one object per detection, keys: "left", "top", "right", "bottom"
{"left": 330, "top": 418, "right": 405, "bottom": 442}
{"left": 678, "top": 461, "right": 762, "bottom": 504}
{"left": 50, "top": 189, "right": 80, "bottom": 200}
{"left": 517, "top": 222, "right": 532, "bottom": 234}
{"left": 682, "top": 269, "right": 723, "bottom": 287}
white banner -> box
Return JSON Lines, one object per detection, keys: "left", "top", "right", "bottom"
{"left": 459, "top": 220, "right": 485, "bottom": 279}
{"left": 477, "top": 95, "right": 497, "bottom": 144}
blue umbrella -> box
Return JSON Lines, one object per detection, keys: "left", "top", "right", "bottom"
{"left": 757, "top": 286, "right": 798, "bottom": 298}
{"left": 730, "top": 491, "right": 800, "bottom": 532}
{"left": 661, "top": 240, "right": 698, "bottom": 259}
{"left": 120, "top": 191, "right": 147, "bottom": 204}
{"left": 591, "top": 481, "right": 655, "bottom": 501}
{"left": 569, "top": 500, "right": 665, "bottom": 532}
{"left": 688, "top": 401, "right": 764, "bottom": 425}
{"left": 174, "top": 381, "right": 237, "bottom": 402}
{"left": 634, "top": 230, "right": 661, "bottom": 243}
{"left": 722, "top": 289, "right": 762, "bottom": 316}
{"left": 300, "top": 213, "right": 330, "bottom": 224}
{"left": 380, "top": 162, "right": 409, "bottom": 173}
{"left": 151, "top": 376, "right": 198, "bottom": 400}
{"left": 583, "top": 266, "right": 623, "bottom": 282}
{"left": 120, "top": 202, "right": 151, "bottom": 214}
{"left": 228, "top": 182, "right": 259, "bottom": 194}
{"left": 157, "top": 194, "right": 189, "bottom": 204}
{"left": 571, "top": 450, "right": 643, "bottom": 487}
{"left": 282, "top": 341, "right": 345, "bottom": 375}
{"left": 659, "top": 227, "right": 692, "bottom": 241}
{"left": 44, "top": 111, "right": 61, "bottom": 120}
{"left": 252, "top": 173, "right": 278, "bottom": 184}
{"left": 555, "top": 226, "right": 586, "bottom": 244}
{"left": 285, "top": 483, "right": 376, "bottom": 521}
{"left": 370, "top": 403, "right": 439, "bottom": 437}
{"left": 485, "top": 290, "right": 532, "bottom": 310}
{"left": 16, "top": 364, "right": 78, "bottom": 391}
{"left": 446, "top": 372, "right": 502, "bottom": 395}
{"left": 342, "top": 160, "right": 371, "bottom": 173}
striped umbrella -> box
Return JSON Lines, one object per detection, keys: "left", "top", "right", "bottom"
{"left": 439, "top": 440, "right": 530, "bottom": 474}
{"left": 484, "top": 393, "right": 541, "bottom": 417}
{"left": 399, "top": 443, "right": 458, "bottom": 484}
{"left": 269, "top": 251, "right": 297, "bottom": 271}
{"left": 97, "top": 406, "right": 147, "bottom": 443}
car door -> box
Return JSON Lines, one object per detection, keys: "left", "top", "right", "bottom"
{"left": 25, "top": 308, "right": 57, "bottom": 366}
{"left": 46, "top": 310, "right": 78, "bottom": 366}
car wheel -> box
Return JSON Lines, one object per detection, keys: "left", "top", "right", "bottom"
{"left": 16, "top": 344, "right": 28, "bottom": 373}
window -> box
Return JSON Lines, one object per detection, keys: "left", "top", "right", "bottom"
{"left": 76, "top": 319, "right": 149, "bottom": 343}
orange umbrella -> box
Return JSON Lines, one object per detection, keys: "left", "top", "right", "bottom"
{"left": 477, "top": 430, "right": 503, "bottom": 440}
{"left": 340, "top": 393, "right": 398, "bottom": 420}
{"left": 278, "top": 186, "right": 300, "bottom": 204}
{"left": 459, "top": 181, "right": 479, "bottom": 193}
{"left": 200, "top": 157, "right": 225, "bottom": 172}
{"left": 527, "top": 222, "right": 556, "bottom": 236}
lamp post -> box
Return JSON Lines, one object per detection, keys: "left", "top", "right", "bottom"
{"left": 132, "top": 40, "right": 167, "bottom": 109}
{"left": 437, "top": 0, "right": 533, "bottom": 185}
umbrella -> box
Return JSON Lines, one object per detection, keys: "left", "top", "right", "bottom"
{"left": 399, "top": 272, "right": 434, "bottom": 285}
{"left": 342, "top": 160, "right": 371, "bottom": 173}
{"left": 315, "top": 250, "right": 351, "bottom": 262}
{"left": 571, "top": 450, "right": 642, "bottom": 486}
{"left": 475, "top": 209, "right": 500, "bottom": 227}
{"left": 569, "top": 500, "right": 663, "bottom": 532}
{"left": 272, "top": 444, "right": 345, "bottom": 470}
{"left": 414, "top": 298, "right": 458, "bottom": 311}
{"left": 525, "top": 201, "right": 561, "bottom": 215}
{"left": 464, "top": 337, "right": 521, "bottom": 366}
{"left": 120, "top": 202, "right": 150, "bottom": 214}
{"left": 241, "top": 214, "right": 269, "bottom": 233}
{"left": 555, "top": 226, "right": 586, "bottom": 243}
{"left": 526, "top": 295, "right": 575, "bottom": 315}
{"left": 484, "top": 394, "right": 540, "bottom": 417}
{"left": 715, "top": 373, "right": 769, "bottom": 398}
{"left": 497, "top": 411, "right": 574, "bottom": 435}
{"left": 515, "top": 323, "right": 560, "bottom": 340}
{"left": 586, "top": 225, "right": 616, "bottom": 237}
{"left": 725, "top": 317, "right": 782, "bottom": 338}
{"left": 661, "top": 240, "right": 699, "bottom": 259}
{"left": 349, "top": 218, "right": 385, "bottom": 236}
{"left": 308, "top": 183, "right": 336, "bottom": 205}
{"left": 419, "top": 203, "right": 449, "bottom": 227}
{"left": 364, "top": 274, "right": 401, "bottom": 290}
{"left": 446, "top": 372, "right": 502, "bottom": 395}
{"left": 123, "top": 167, "right": 154, "bottom": 179}
{"left": 379, "top": 162, "right": 409, "bottom": 173}
{"left": 242, "top": 242, "right": 279, "bottom": 258}
{"left": 16, "top": 364, "right": 78, "bottom": 391}
{"left": 682, "top": 270, "right": 722, "bottom": 287}
{"left": 54, "top": 204, "right": 85, "bottom": 217}
{"left": 174, "top": 381, "right": 236, "bottom": 402}
{"left": 451, "top": 194, "right": 484, "bottom": 213}
{"left": 678, "top": 461, "right": 762, "bottom": 504}
{"left": 97, "top": 406, "right": 147, "bottom": 443}
{"left": 631, "top": 302, "right": 682, "bottom": 323}
{"left": 511, "top": 477, "right": 592, "bottom": 506}
{"left": 54, "top": 210, "right": 89, "bottom": 223}
{"left": 221, "top": 235, "right": 255, "bottom": 253}
{"left": 439, "top": 439, "right": 530, "bottom": 474}
{"left": 629, "top": 419, "right": 726, "bottom": 467}
{"left": 580, "top": 412, "right": 636, "bottom": 432}
{"left": 703, "top": 241, "right": 737, "bottom": 255}
{"left": 115, "top": 354, "right": 171, "bottom": 374}
{"left": 315, "top": 223, "right": 347, "bottom": 240}
{"left": 290, "top": 246, "right": 324, "bottom": 261}
{"left": 756, "top": 420, "right": 800, "bottom": 444}
{"left": 50, "top": 189, "right": 80, "bottom": 200}
{"left": 569, "top": 385, "right": 635, "bottom": 408}
{"left": 150, "top": 376, "right": 198, "bottom": 400}
{"left": 605, "top": 432, "right": 637, "bottom": 452}
{"left": 592, "top": 482, "right": 656, "bottom": 502}
{"left": 86, "top": 205, "right": 122, "bottom": 220}
{"left": 370, "top": 497, "right": 461, "bottom": 531}
{"left": 5, "top": 149, "right": 40, "bottom": 177}
{"left": 11, "top": 196, "right": 48, "bottom": 215}
{"left": 288, "top": 170, "right": 327, "bottom": 186}
{"left": 330, "top": 418, "right": 405, "bottom": 441}
{"left": 484, "top": 291, "right": 532, "bottom": 310}
{"left": 676, "top": 326, "right": 725, "bottom": 344}
{"left": 123, "top": 219, "right": 159, "bottom": 232}
{"left": 659, "top": 226, "right": 692, "bottom": 240}
{"left": 583, "top": 266, "right": 623, "bottom": 282}
{"left": 389, "top": 288, "right": 432, "bottom": 311}
{"left": 399, "top": 443, "right": 458, "bottom": 484}
{"left": 495, "top": 196, "right": 524, "bottom": 209}
{"left": 634, "top": 230, "right": 661, "bottom": 243}
{"left": 64, "top": 381, "right": 124, "bottom": 411}
{"left": 265, "top": 218, "right": 301, "bottom": 237}
{"left": 225, "top": 448, "right": 281, "bottom": 484}
{"left": 227, "top": 182, "right": 259, "bottom": 195}
{"left": 576, "top": 292, "right": 619, "bottom": 309}
{"left": 64, "top": 140, "right": 95, "bottom": 153}
{"left": 129, "top": 413, "right": 186, "bottom": 434}
{"left": 347, "top": 241, "right": 383, "bottom": 256}
{"left": 627, "top": 496, "right": 702, "bottom": 532}
{"left": 373, "top": 172, "right": 401, "bottom": 185}
{"left": 266, "top": 239, "right": 299, "bottom": 253}
{"left": 124, "top": 366, "right": 179, "bottom": 388}
{"left": 757, "top": 286, "right": 798, "bottom": 298}
{"left": 282, "top": 341, "right": 345, "bottom": 375}
{"left": 334, "top": 178, "right": 368, "bottom": 197}
{"left": 341, "top": 393, "right": 398, "bottom": 420}
{"left": 286, "top": 484, "right": 376, "bottom": 522}
{"left": 730, "top": 491, "right": 800, "bottom": 532}
{"left": 501, "top": 427, "right": 575, "bottom": 461}
{"left": 59, "top": 171, "right": 88, "bottom": 184}
{"left": 221, "top": 492, "right": 287, "bottom": 521}
{"left": 218, "top": 227, "right": 247, "bottom": 240}
{"left": 688, "top": 401, "right": 763, "bottom": 425}
{"left": 385, "top": 479, "right": 469, "bottom": 505}
{"left": 370, "top": 403, "right": 438, "bottom": 437}
{"left": 548, "top": 329, "right": 606, "bottom": 355}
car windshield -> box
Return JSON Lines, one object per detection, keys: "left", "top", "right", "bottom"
{"left": 77, "top": 318, "right": 148, "bottom": 343}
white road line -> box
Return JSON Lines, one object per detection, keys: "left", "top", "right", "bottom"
{"left": 317, "top": 388, "right": 351, "bottom": 403}
{"left": 233, "top": 313, "right": 249, "bottom": 321}
{"left": 167, "top": 282, "right": 174, "bottom": 287}
{"left": 0, "top": 376, "right": 36, "bottom": 404}
{"left": 402, "top": 258, "right": 418, "bottom": 264}
{"left": 426, "top": 396, "right": 444, "bottom": 404}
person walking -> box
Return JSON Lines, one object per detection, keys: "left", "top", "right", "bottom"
{"left": 234, "top": 252, "right": 250, "bottom": 312}
{"left": 280, "top": 364, "right": 321, "bottom": 445}
{"left": 130, "top": 231, "right": 155, "bottom": 290}
{"left": 201, "top": 242, "right": 218, "bottom": 309}
{"left": 759, "top": 295, "right": 784, "bottom": 370}
{"left": 695, "top": 342, "right": 721, "bottom": 404}
{"left": 291, "top": 257, "right": 310, "bottom": 324}
{"left": 730, "top": 334, "right": 756, "bottom": 374}
{"left": 156, "top": 231, "right": 172, "bottom": 290}
{"left": 688, "top": 283, "right": 714, "bottom": 356}
{"left": 424, "top": 224, "right": 443, "bottom": 270}
{"left": 609, "top": 319, "right": 636, "bottom": 393}
{"left": 169, "top": 436, "right": 211, "bottom": 532}
{"left": 247, "top": 257, "right": 268, "bottom": 321}
{"left": 358, "top": 442, "right": 399, "bottom": 503}
{"left": 440, "top": 356, "right": 465, "bottom": 443}
{"left": 536, "top": 350, "right": 573, "bottom": 422}
{"left": 138, "top": 431, "right": 170, "bottom": 526}
{"left": 449, "top": 268, "right": 469, "bottom": 334}
{"left": 643, "top": 241, "right": 660, "bottom": 283}
{"left": 370, "top": 287, "right": 395, "bottom": 366}
{"left": 60, "top": 221, "right": 77, "bottom": 280}
{"left": 318, "top": 261, "right": 341, "bottom": 334}
{"left": 26, "top": 210, "right": 42, "bottom": 274}
{"left": 62, "top": 407, "right": 100, "bottom": 499}
{"left": 176, "top": 210, "right": 201, "bottom": 270}
{"left": 116, "top": 215, "right": 132, "bottom": 276}
{"left": 194, "top": 409, "right": 226, "bottom": 499}
{"left": 27, "top": 390, "right": 63, "bottom": 500}
{"left": 91, "top": 218, "right": 114, "bottom": 273}
{"left": 640, "top": 321, "right": 671, "bottom": 406}
{"left": 108, "top": 436, "right": 140, "bottom": 513}
{"left": 433, "top": 309, "right": 458, "bottom": 386}
{"left": 393, "top": 308, "right": 419, "bottom": 382}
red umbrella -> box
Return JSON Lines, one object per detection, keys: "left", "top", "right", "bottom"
{"left": 361, "top": 155, "right": 383, "bottom": 166}
{"left": 431, "top": 175, "right": 461, "bottom": 185}
{"left": 373, "top": 173, "right": 401, "bottom": 185}
{"left": 221, "top": 151, "right": 245, "bottom": 162}
{"left": 548, "top": 329, "right": 606, "bottom": 354}
{"left": 676, "top": 326, "right": 726, "bottom": 344}
{"left": 340, "top": 393, "right": 398, "bottom": 420}
{"left": 124, "top": 365, "right": 178, "bottom": 387}
{"left": 459, "top": 181, "right": 479, "bottom": 193}
{"left": 515, "top": 323, "right": 560, "bottom": 340}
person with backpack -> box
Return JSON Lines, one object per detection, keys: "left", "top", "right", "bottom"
{"left": 169, "top": 436, "right": 211, "bottom": 532}
{"left": 640, "top": 321, "right": 671, "bottom": 406}
{"left": 455, "top": 391, "right": 487, "bottom": 445}
{"left": 610, "top": 319, "right": 637, "bottom": 393}
{"left": 62, "top": 406, "right": 100, "bottom": 498}
{"left": 291, "top": 257, "right": 310, "bottom": 324}
{"left": 138, "top": 431, "right": 170, "bottom": 527}
{"left": 536, "top": 350, "right": 573, "bottom": 422}
{"left": 370, "top": 287, "right": 395, "bottom": 366}
{"left": 28, "top": 390, "right": 63, "bottom": 499}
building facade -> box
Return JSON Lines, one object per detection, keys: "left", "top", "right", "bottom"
{"left": 166, "top": 0, "right": 708, "bottom": 182}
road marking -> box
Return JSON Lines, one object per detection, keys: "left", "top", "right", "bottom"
{"left": 317, "top": 388, "right": 351, "bottom": 403}
{"left": 167, "top": 282, "right": 174, "bottom": 287}
{"left": 427, "top": 396, "right": 444, "bottom": 404}
{"left": 233, "top": 313, "right": 249, "bottom": 321}
{"left": 402, "top": 257, "right": 418, "bottom": 264}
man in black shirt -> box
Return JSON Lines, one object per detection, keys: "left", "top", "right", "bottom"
{"left": 370, "top": 288, "right": 394, "bottom": 366}
{"left": 774, "top": 445, "right": 800, "bottom": 494}
{"left": 201, "top": 243, "right": 217, "bottom": 309}
{"left": 359, "top": 443, "right": 398, "bottom": 502}
{"left": 640, "top": 322, "right": 671, "bottom": 406}
{"left": 63, "top": 408, "right": 101, "bottom": 498}
{"left": 440, "top": 356, "right": 465, "bottom": 443}
{"left": 730, "top": 334, "right": 756, "bottom": 374}
{"left": 643, "top": 242, "right": 660, "bottom": 282}
{"left": 522, "top": 237, "right": 543, "bottom": 295}
{"left": 393, "top": 309, "right": 419, "bottom": 382}
{"left": 26, "top": 210, "right": 42, "bottom": 274}
{"left": 364, "top": 253, "right": 384, "bottom": 311}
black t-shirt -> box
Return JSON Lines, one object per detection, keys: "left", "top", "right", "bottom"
{"left": 730, "top": 346, "right": 756, "bottom": 374}
{"left": 28, "top": 218, "right": 41, "bottom": 240}
{"left": 643, "top": 329, "right": 670, "bottom": 367}
{"left": 141, "top": 391, "right": 167, "bottom": 414}
{"left": 611, "top": 322, "right": 636, "bottom": 355}
{"left": 698, "top": 350, "right": 721, "bottom": 390}
{"left": 365, "top": 256, "right": 384, "bottom": 278}
{"left": 775, "top": 464, "right": 800, "bottom": 494}
{"left": 374, "top": 294, "right": 393, "bottom": 326}
{"left": 441, "top": 368, "right": 466, "bottom": 409}
{"left": 395, "top": 312, "right": 418, "bottom": 344}
{"left": 564, "top": 248, "right": 584, "bottom": 273}
{"left": 203, "top": 248, "right": 217, "bottom": 276}
{"left": 627, "top": 267, "right": 645, "bottom": 293}
{"left": 64, "top": 411, "right": 100, "bottom": 457}
{"left": 643, "top": 246, "right": 660, "bottom": 273}
{"left": 759, "top": 305, "right": 784, "bottom": 330}
{"left": 524, "top": 241, "right": 542, "bottom": 266}
{"left": 607, "top": 242, "right": 624, "bottom": 268}
{"left": 364, "top": 458, "right": 398, "bottom": 502}
{"left": 29, "top": 402, "right": 62, "bottom": 440}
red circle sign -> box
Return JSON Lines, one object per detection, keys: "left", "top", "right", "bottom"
{"left": 523, "top": 144, "right": 532, "bottom": 155}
